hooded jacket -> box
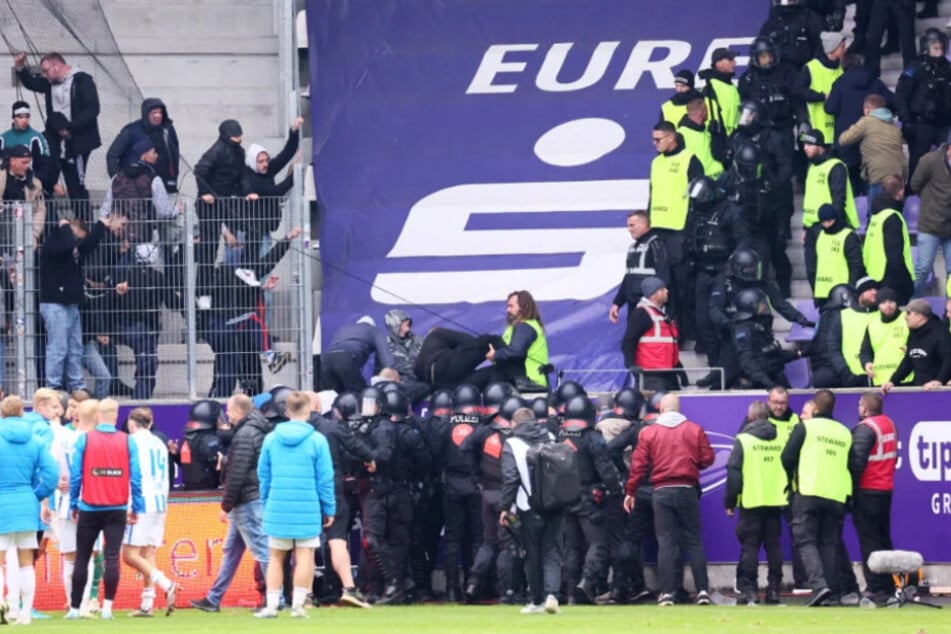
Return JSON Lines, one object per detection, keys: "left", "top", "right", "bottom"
{"left": 889, "top": 315, "right": 951, "bottom": 386}
{"left": 384, "top": 309, "right": 423, "bottom": 381}
{"left": 325, "top": 321, "right": 395, "bottom": 369}
{"left": 911, "top": 144, "right": 951, "bottom": 239}
{"left": 308, "top": 412, "right": 375, "bottom": 490}
{"left": 0, "top": 416, "right": 58, "bottom": 534}
{"left": 106, "top": 98, "right": 180, "bottom": 192}
{"left": 16, "top": 65, "right": 100, "bottom": 157}
{"left": 825, "top": 67, "right": 894, "bottom": 146}
{"left": 625, "top": 411, "right": 714, "bottom": 493}
{"left": 220, "top": 410, "right": 273, "bottom": 512}
{"left": 837, "top": 109, "right": 906, "bottom": 184}
{"left": 258, "top": 419, "right": 336, "bottom": 539}
{"left": 0, "top": 169, "right": 46, "bottom": 243}
{"left": 39, "top": 219, "right": 106, "bottom": 305}
{"left": 499, "top": 420, "right": 554, "bottom": 511}
{"left": 239, "top": 127, "right": 300, "bottom": 238}
{"left": 194, "top": 127, "right": 250, "bottom": 198}
{"left": 724, "top": 417, "right": 778, "bottom": 509}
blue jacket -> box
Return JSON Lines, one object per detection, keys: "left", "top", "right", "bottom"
{"left": 0, "top": 416, "right": 58, "bottom": 534}
{"left": 69, "top": 424, "right": 145, "bottom": 514}
{"left": 258, "top": 420, "right": 335, "bottom": 539}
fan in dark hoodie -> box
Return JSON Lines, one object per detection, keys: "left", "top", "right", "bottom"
{"left": 106, "top": 98, "right": 181, "bottom": 193}
{"left": 882, "top": 299, "right": 951, "bottom": 392}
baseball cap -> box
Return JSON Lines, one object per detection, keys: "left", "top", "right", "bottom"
{"left": 901, "top": 298, "right": 932, "bottom": 316}
{"left": 640, "top": 276, "right": 667, "bottom": 298}
{"left": 712, "top": 48, "right": 737, "bottom": 63}
{"left": 674, "top": 69, "right": 695, "bottom": 87}
{"left": 799, "top": 128, "right": 826, "bottom": 147}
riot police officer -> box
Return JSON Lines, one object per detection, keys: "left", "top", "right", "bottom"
{"left": 686, "top": 175, "right": 748, "bottom": 382}
{"left": 549, "top": 380, "right": 587, "bottom": 430}
{"left": 895, "top": 28, "right": 951, "bottom": 180}
{"left": 180, "top": 399, "right": 224, "bottom": 490}
{"left": 759, "top": 0, "right": 824, "bottom": 72}
{"left": 728, "top": 287, "right": 803, "bottom": 389}
{"left": 482, "top": 382, "right": 516, "bottom": 419}
{"left": 559, "top": 395, "right": 623, "bottom": 604}
{"left": 431, "top": 384, "right": 484, "bottom": 601}
{"left": 805, "top": 284, "right": 868, "bottom": 388}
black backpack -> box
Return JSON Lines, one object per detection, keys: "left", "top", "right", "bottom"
{"left": 527, "top": 439, "right": 581, "bottom": 512}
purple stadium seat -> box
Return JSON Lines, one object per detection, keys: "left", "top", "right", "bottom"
{"left": 904, "top": 195, "right": 920, "bottom": 234}
{"left": 795, "top": 300, "right": 819, "bottom": 323}
{"left": 784, "top": 357, "right": 811, "bottom": 389}
{"left": 786, "top": 324, "right": 815, "bottom": 342}
{"left": 924, "top": 296, "right": 946, "bottom": 316}
{"left": 855, "top": 195, "right": 868, "bottom": 231}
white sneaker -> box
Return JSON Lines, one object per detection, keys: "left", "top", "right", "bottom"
{"left": 520, "top": 603, "right": 545, "bottom": 614}
{"left": 64, "top": 609, "right": 81, "bottom": 620}
{"left": 234, "top": 268, "right": 260, "bottom": 287}
{"left": 544, "top": 594, "right": 560, "bottom": 615}
{"left": 254, "top": 607, "right": 279, "bottom": 619}
{"left": 14, "top": 614, "right": 31, "bottom": 626}
{"left": 290, "top": 607, "right": 308, "bottom": 619}
{"left": 197, "top": 295, "right": 212, "bottom": 310}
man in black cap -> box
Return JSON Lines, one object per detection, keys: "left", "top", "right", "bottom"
{"left": 805, "top": 203, "right": 866, "bottom": 306}
{"left": 659, "top": 69, "right": 702, "bottom": 126}
{"left": 0, "top": 144, "right": 47, "bottom": 245}
{"left": 700, "top": 48, "right": 740, "bottom": 138}
{"left": 628, "top": 276, "right": 681, "bottom": 392}
{"left": 882, "top": 299, "right": 951, "bottom": 392}
{"left": 801, "top": 129, "right": 859, "bottom": 231}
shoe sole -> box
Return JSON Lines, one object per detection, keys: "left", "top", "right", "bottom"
{"left": 339, "top": 594, "right": 371, "bottom": 609}
{"left": 166, "top": 585, "right": 179, "bottom": 616}
{"left": 129, "top": 611, "right": 154, "bottom": 618}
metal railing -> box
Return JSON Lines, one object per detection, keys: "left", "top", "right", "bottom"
{"left": 1, "top": 195, "right": 312, "bottom": 401}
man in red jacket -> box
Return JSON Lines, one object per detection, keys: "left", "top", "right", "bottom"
{"left": 623, "top": 393, "right": 714, "bottom": 606}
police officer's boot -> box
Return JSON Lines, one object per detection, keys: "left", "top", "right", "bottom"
{"left": 464, "top": 581, "right": 479, "bottom": 604}
{"left": 377, "top": 580, "right": 405, "bottom": 606}
{"left": 445, "top": 570, "right": 461, "bottom": 603}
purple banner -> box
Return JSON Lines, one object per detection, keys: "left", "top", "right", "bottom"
{"left": 306, "top": 0, "right": 760, "bottom": 388}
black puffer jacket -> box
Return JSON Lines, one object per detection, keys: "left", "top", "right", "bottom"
{"left": 195, "top": 135, "right": 249, "bottom": 197}
{"left": 220, "top": 411, "right": 274, "bottom": 512}
{"left": 309, "top": 412, "right": 375, "bottom": 490}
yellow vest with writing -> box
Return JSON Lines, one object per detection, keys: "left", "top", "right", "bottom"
{"left": 863, "top": 208, "right": 914, "bottom": 283}
{"left": 814, "top": 228, "right": 854, "bottom": 300}
{"left": 737, "top": 433, "right": 788, "bottom": 508}
{"left": 797, "top": 417, "right": 852, "bottom": 503}
{"left": 866, "top": 312, "right": 912, "bottom": 386}
{"left": 649, "top": 150, "right": 696, "bottom": 231}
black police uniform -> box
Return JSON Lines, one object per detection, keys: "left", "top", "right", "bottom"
{"left": 726, "top": 289, "right": 801, "bottom": 389}
{"left": 759, "top": 3, "right": 824, "bottom": 71}
{"left": 895, "top": 38, "right": 951, "bottom": 179}
{"left": 863, "top": 0, "right": 916, "bottom": 77}
{"left": 407, "top": 401, "right": 448, "bottom": 601}
{"left": 804, "top": 0, "right": 845, "bottom": 30}
{"left": 805, "top": 287, "right": 869, "bottom": 388}
{"left": 558, "top": 396, "right": 623, "bottom": 603}
{"left": 613, "top": 229, "right": 671, "bottom": 368}
{"left": 180, "top": 400, "right": 224, "bottom": 490}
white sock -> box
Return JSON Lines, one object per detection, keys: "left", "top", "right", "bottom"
{"left": 5, "top": 556, "right": 19, "bottom": 610}
{"left": 266, "top": 590, "right": 280, "bottom": 611}
{"left": 102, "top": 598, "right": 113, "bottom": 617}
{"left": 141, "top": 588, "right": 155, "bottom": 611}
{"left": 18, "top": 567, "right": 34, "bottom": 616}
{"left": 292, "top": 587, "right": 308, "bottom": 610}
{"left": 62, "top": 560, "right": 75, "bottom": 608}
{"left": 148, "top": 568, "right": 172, "bottom": 592}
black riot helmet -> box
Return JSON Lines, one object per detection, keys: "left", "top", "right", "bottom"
{"left": 263, "top": 385, "right": 292, "bottom": 420}
{"left": 483, "top": 382, "right": 516, "bottom": 416}
{"left": 360, "top": 386, "right": 387, "bottom": 417}
{"left": 645, "top": 392, "right": 665, "bottom": 416}
{"left": 498, "top": 396, "right": 527, "bottom": 423}
{"left": 563, "top": 395, "right": 597, "bottom": 426}
{"left": 728, "top": 247, "right": 764, "bottom": 283}
{"left": 186, "top": 399, "right": 224, "bottom": 431}
{"left": 385, "top": 388, "right": 410, "bottom": 422}
{"left": 824, "top": 284, "right": 856, "bottom": 311}
{"left": 531, "top": 396, "right": 551, "bottom": 422}
{"left": 734, "top": 142, "right": 764, "bottom": 184}
{"left": 613, "top": 388, "right": 644, "bottom": 419}
{"left": 688, "top": 175, "right": 724, "bottom": 206}
{"left": 430, "top": 389, "right": 453, "bottom": 417}
{"left": 332, "top": 392, "right": 361, "bottom": 422}
{"left": 750, "top": 37, "right": 779, "bottom": 70}
{"left": 732, "top": 287, "right": 771, "bottom": 321}
{"left": 920, "top": 28, "right": 948, "bottom": 56}
{"left": 553, "top": 381, "right": 587, "bottom": 411}
{"left": 451, "top": 384, "right": 482, "bottom": 414}
{"left": 737, "top": 100, "right": 763, "bottom": 129}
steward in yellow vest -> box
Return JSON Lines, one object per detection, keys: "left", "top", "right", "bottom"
{"left": 860, "top": 288, "right": 913, "bottom": 386}
{"left": 800, "top": 129, "right": 858, "bottom": 229}
{"left": 648, "top": 122, "right": 704, "bottom": 233}
{"left": 863, "top": 184, "right": 914, "bottom": 304}
{"left": 659, "top": 69, "right": 701, "bottom": 125}
{"left": 804, "top": 205, "right": 866, "bottom": 303}
{"left": 700, "top": 48, "right": 740, "bottom": 136}
{"left": 806, "top": 284, "right": 869, "bottom": 389}
{"left": 485, "top": 290, "right": 549, "bottom": 390}
{"left": 800, "top": 39, "right": 845, "bottom": 143}
{"left": 678, "top": 98, "right": 725, "bottom": 179}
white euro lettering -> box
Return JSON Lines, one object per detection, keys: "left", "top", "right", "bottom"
{"left": 466, "top": 44, "right": 539, "bottom": 94}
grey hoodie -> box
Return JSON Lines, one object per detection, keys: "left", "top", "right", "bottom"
{"left": 655, "top": 411, "right": 687, "bottom": 428}
{"left": 384, "top": 309, "right": 423, "bottom": 380}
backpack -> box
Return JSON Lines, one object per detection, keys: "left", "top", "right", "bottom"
{"left": 527, "top": 440, "right": 581, "bottom": 512}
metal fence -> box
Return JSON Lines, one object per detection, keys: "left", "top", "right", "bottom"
{"left": 2, "top": 193, "right": 312, "bottom": 401}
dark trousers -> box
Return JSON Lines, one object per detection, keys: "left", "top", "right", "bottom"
{"left": 469, "top": 488, "right": 517, "bottom": 595}
{"left": 735, "top": 507, "right": 783, "bottom": 593}
{"left": 625, "top": 490, "right": 657, "bottom": 593}
{"left": 655, "top": 231, "right": 692, "bottom": 341}
{"left": 695, "top": 269, "right": 721, "bottom": 367}
{"left": 763, "top": 198, "right": 793, "bottom": 295}
{"left": 115, "top": 322, "right": 158, "bottom": 400}
{"left": 811, "top": 367, "right": 870, "bottom": 389}
{"left": 852, "top": 490, "right": 894, "bottom": 594}
{"left": 905, "top": 124, "right": 951, "bottom": 187}
{"left": 791, "top": 494, "right": 845, "bottom": 592}
{"left": 782, "top": 505, "right": 809, "bottom": 586}
{"left": 603, "top": 495, "right": 632, "bottom": 594}
{"left": 442, "top": 490, "right": 483, "bottom": 588}
{"left": 653, "top": 486, "right": 709, "bottom": 595}
{"left": 71, "top": 509, "right": 126, "bottom": 608}
{"left": 850, "top": 0, "right": 872, "bottom": 51}
{"left": 563, "top": 494, "right": 609, "bottom": 592}
{"left": 621, "top": 304, "right": 640, "bottom": 369}
{"left": 61, "top": 152, "right": 91, "bottom": 219}
{"left": 520, "top": 509, "right": 564, "bottom": 606}
{"left": 364, "top": 487, "right": 414, "bottom": 587}
{"left": 863, "top": 0, "right": 916, "bottom": 76}
{"left": 419, "top": 329, "right": 493, "bottom": 389}
{"left": 409, "top": 483, "right": 443, "bottom": 594}
{"left": 320, "top": 350, "right": 367, "bottom": 393}
{"left": 206, "top": 318, "right": 263, "bottom": 397}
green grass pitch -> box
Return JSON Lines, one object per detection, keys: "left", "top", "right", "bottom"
{"left": 24, "top": 605, "right": 947, "bottom": 634}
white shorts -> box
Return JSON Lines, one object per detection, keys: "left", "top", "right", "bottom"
{"left": 269, "top": 535, "right": 320, "bottom": 551}
{"left": 124, "top": 512, "right": 167, "bottom": 548}
{"left": 0, "top": 531, "right": 38, "bottom": 550}
{"left": 53, "top": 518, "right": 78, "bottom": 553}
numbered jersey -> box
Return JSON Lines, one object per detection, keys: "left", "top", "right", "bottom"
{"left": 50, "top": 423, "right": 79, "bottom": 520}
{"left": 132, "top": 431, "right": 170, "bottom": 513}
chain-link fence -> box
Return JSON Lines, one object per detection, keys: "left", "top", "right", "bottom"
{"left": 1, "top": 193, "right": 311, "bottom": 401}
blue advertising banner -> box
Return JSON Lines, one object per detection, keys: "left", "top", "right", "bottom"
{"left": 306, "top": 0, "right": 761, "bottom": 387}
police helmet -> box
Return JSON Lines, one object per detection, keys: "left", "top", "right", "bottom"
{"left": 483, "top": 382, "right": 516, "bottom": 415}
{"left": 737, "top": 100, "right": 763, "bottom": 129}
{"left": 732, "top": 287, "right": 771, "bottom": 321}
{"left": 430, "top": 389, "right": 453, "bottom": 417}
{"left": 563, "top": 395, "right": 597, "bottom": 425}
{"left": 688, "top": 175, "right": 724, "bottom": 205}
{"left": 360, "top": 386, "right": 387, "bottom": 417}
{"left": 332, "top": 392, "right": 361, "bottom": 422}
{"left": 824, "top": 284, "right": 856, "bottom": 311}
{"left": 379, "top": 380, "right": 403, "bottom": 394}
{"left": 645, "top": 392, "right": 665, "bottom": 415}
{"left": 451, "top": 384, "right": 482, "bottom": 414}
{"left": 187, "top": 399, "right": 224, "bottom": 431}
{"left": 728, "top": 247, "right": 764, "bottom": 283}
{"left": 614, "top": 387, "right": 644, "bottom": 419}
{"left": 262, "top": 385, "right": 292, "bottom": 420}
{"left": 750, "top": 37, "right": 779, "bottom": 70}
{"left": 553, "top": 381, "right": 587, "bottom": 410}
{"left": 920, "top": 27, "right": 948, "bottom": 56}
{"left": 531, "top": 396, "right": 551, "bottom": 422}
{"left": 385, "top": 388, "right": 410, "bottom": 421}
{"left": 498, "top": 396, "right": 527, "bottom": 423}
{"left": 734, "top": 142, "right": 764, "bottom": 183}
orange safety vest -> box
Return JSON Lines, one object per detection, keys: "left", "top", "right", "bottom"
{"left": 634, "top": 300, "right": 680, "bottom": 369}
{"left": 857, "top": 414, "right": 897, "bottom": 492}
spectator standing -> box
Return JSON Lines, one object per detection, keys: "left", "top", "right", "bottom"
{"left": 862, "top": 176, "right": 914, "bottom": 304}
{"left": 629, "top": 277, "right": 680, "bottom": 392}
{"left": 107, "top": 98, "right": 180, "bottom": 194}
{"left": 13, "top": 52, "right": 100, "bottom": 214}
{"left": 837, "top": 95, "right": 906, "bottom": 203}
{"left": 320, "top": 316, "right": 394, "bottom": 393}
{"left": 0, "top": 144, "right": 46, "bottom": 246}
{"left": 882, "top": 299, "right": 951, "bottom": 391}
{"left": 383, "top": 309, "right": 429, "bottom": 404}
{"left": 910, "top": 143, "right": 951, "bottom": 297}
{"left": 1, "top": 102, "right": 60, "bottom": 198}
{"left": 624, "top": 394, "right": 714, "bottom": 606}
